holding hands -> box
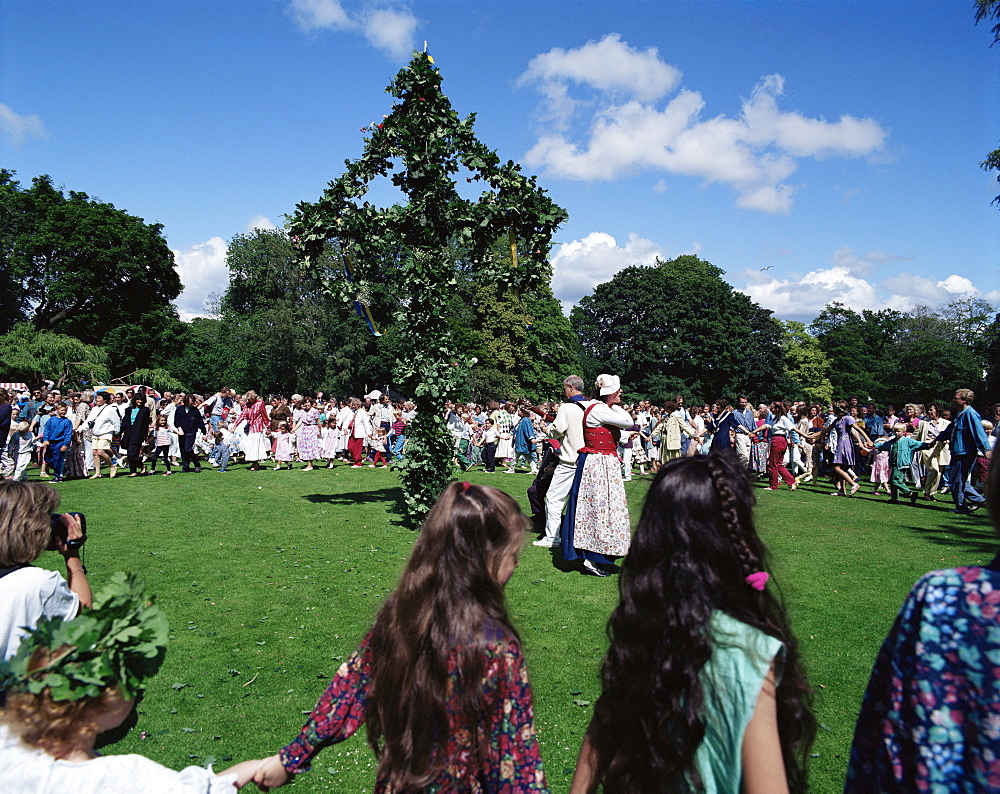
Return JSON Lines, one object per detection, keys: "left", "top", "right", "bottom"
{"left": 219, "top": 755, "right": 289, "bottom": 791}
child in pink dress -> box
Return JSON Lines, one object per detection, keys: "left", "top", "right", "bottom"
{"left": 870, "top": 434, "right": 891, "bottom": 494}
{"left": 271, "top": 423, "right": 295, "bottom": 470}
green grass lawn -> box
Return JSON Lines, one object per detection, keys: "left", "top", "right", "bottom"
{"left": 32, "top": 464, "right": 996, "bottom": 792}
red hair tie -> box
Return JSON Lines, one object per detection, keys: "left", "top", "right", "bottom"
{"left": 462, "top": 481, "right": 471, "bottom": 492}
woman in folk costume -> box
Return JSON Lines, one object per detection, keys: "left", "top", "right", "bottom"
{"left": 232, "top": 391, "right": 270, "bottom": 471}
{"left": 561, "top": 375, "right": 639, "bottom": 578}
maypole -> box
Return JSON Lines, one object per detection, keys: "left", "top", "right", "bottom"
{"left": 292, "top": 51, "right": 567, "bottom": 524}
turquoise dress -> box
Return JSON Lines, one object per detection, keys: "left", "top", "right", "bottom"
{"left": 696, "top": 611, "right": 785, "bottom": 793}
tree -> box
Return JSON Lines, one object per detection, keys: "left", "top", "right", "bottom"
{"left": 781, "top": 321, "right": 833, "bottom": 404}
{"left": 101, "top": 305, "right": 185, "bottom": 376}
{"left": 810, "top": 303, "right": 899, "bottom": 401}
{"left": 291, "top": 51, "right": 567, "bottom": 523}
{"left": 975, "top": 0, "right": 1000, "bottom": 206}
{"left": 570, "top": 255, "right": 788, "bottom": 404}
{"left": 161, "top": 317, "right": 232, "bottom": 395}
{"left": 0, "top": 323, "right": 110, "bottom": 388}
{"left": 220, "top": 229, "right": 388, "bottom": 397}
{"left": 0, "top": 171, "right": 182, "bottom": 341}
{"left": 984, "top": 313, "right": 1000, "bottom": 403}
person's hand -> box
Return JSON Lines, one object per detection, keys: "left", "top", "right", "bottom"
{"left": 218, "top": 759, "right": 269, "bottom": 788}
{"left": 60, "top": 445, "right": 68, "bottom": 452}
{"left": 54, "top": 513, "right": 83, "bottom": 557}
{"left": 250, "top": 755, "right": 290, "bottom": 790}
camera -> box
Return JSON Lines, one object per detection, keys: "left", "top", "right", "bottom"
{"left": 47, "top": 512, "right": 87, "bottom": 552}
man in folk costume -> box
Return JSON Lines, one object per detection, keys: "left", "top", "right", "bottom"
{"left": 534, "top": 375, "right": 590, "bottom": 549}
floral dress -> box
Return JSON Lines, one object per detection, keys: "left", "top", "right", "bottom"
{"left": 63, "top": 402, "right": 90, "bottom": 479}
{"left": 280, "top": 631, "right": 547, "bottom": 792}
{"left": 296, "top": 408, "right": 320, "bottom": 461}
{"left": 846, "top": 560, "right": 1000, "bottom": 792}
{"left": 561, "top": 403, "right": 632, "bottom": 562}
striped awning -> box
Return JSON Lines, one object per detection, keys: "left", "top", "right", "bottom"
{"left": 1, "top": 382, "right": 27, "bottom": 392}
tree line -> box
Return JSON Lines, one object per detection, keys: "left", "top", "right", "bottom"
{"left": 2, "top": 171, "right": 997, "bottom": 407}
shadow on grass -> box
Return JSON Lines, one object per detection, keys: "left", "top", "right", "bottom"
{"left": 897, "top": 510, "right": 998, "bottom": 558}
{"left": 302, "top": 488, "right": 411, "bottom": 527}
{"left": 535, "top": 547, "right": 624, "bottom": 577}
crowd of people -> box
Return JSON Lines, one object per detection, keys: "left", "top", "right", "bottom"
{"left": 0, "top": 368, "right": 999, "bottom": 791}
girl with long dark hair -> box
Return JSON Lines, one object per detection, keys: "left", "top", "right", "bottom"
{"left": 246, "top": 481, "right": 547, "bottom": 791}
{"left": 571, "top": 453, "right": 815, "bottom": 793}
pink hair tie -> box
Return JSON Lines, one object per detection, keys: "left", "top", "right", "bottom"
{"left": 745, "top": 571, "right": 769, "bottom": 591}
{"left": 462, "top": 481, "right": 471, "bottom": 492}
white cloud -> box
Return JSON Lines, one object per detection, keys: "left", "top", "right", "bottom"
{"left": 518, "top": 34, "right": 681, "bottom": 125}
{"left": 550, "top": 231, "right": 665, "bottom": 312}
{"left": 362, "top": 8, "right": 418, "bottom": 61}
{"left": 0, "top": 103, "right": 48, "bottom": 147}
{"left": 519, "top": 36, "right": 889, "bottom": 213}
{"left": 737, "top": 246, "right": 997, "bottom": 320}
{"left": 245, "top": 215, "right": 278, "bottom": 233}
{"left": 289, "top": 0, "right": 351, "bottom": 31}
{"left": 172, "top": 237, "right": 228, "bottom": 321}
{"left": 287, "top": 0, "right": 416, "bottom": 60}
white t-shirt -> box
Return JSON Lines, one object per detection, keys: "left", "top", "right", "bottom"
{"left": 0, "top": 567, "right": 79, "bottom": 660}
{"left": 0, "top": 726, "right": 237, "bottom": 793}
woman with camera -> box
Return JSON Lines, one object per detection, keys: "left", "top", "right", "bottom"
{"left": 0, "top": 481, "right": 92, "bottom": 661}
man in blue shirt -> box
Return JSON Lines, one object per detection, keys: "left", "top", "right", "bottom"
{"left": 946, "top": 388, "right": 991, "bottom": 515}
{"left": 732, "top": 395, "right": 756, "bottom": 467}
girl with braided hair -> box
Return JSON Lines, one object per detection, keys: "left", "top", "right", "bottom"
{"left": 571, "top": 453, "right": 815, "bottom": 793}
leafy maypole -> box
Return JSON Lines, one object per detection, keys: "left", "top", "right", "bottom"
{"left": 291, "top": 52, "right": 567, "bottom": 524}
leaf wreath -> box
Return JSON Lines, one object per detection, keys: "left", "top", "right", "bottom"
{"left": 0, "top": 572, "right": 169, "bottom": 702}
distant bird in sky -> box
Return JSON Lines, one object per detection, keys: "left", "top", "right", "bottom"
{"left": 760, "top": 266, "right": 773, "bottom": 271}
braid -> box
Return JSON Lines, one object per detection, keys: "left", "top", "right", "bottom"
{"left": 706, "top": 454, "right": 763, "bottom": 578}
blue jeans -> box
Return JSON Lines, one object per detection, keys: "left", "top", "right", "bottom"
{"left": 951, "top": 454, "right": 986, "bottom": 510}
{"left": 390, "top": 434, "right": 406, "bottom": 461}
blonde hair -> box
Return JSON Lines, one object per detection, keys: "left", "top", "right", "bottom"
{"left": 0, "top": 482, "right": 59, "bottom": 566}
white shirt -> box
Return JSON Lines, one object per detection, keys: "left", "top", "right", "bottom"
{"left": 0, "top": 568, "right": 79, "bottom": 660}
{"left": 0, "top": 726, "right": 237, "bottom": 794}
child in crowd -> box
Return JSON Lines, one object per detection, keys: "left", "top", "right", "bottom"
{"left": 869, "top": 434, "right": 891, "bottom": 495}
{"left": 212, "top": 431, "right": 232, "bottom": 473}
{"left": 6, "top": 421, "right": 36, "bottom": 482}
{"left": 478, "top": 418, "right": 498, "bottom": 473}
{"left": 319, "top": 417, "right": 339, "bottom": 468}
{"left": 369, "top": 427, "right": 389, "bottom": 468}
{"left": 388, "top": 409, "right": 407, "bottom": 462}
{"left": 241, "top": 482, "right": 546, "bottom": 791}
{"left": 271, "top": 422, "right": 295, "bottom": 470}
{"left": 874, "top": 423, "right": 930, "bottom": 505}
{"left": 149, "top": 415, "right": 174, "bottom": 476}
{"left": 571, "top": 453, "right": 814, "bottom": 792}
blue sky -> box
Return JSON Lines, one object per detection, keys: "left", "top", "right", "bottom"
{"left": 2, "top": 0, "right": 997, "bottom": 322}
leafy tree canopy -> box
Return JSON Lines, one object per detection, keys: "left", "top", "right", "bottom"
{"left": 0, "top": 323, "right": 110, "bottom": 388}
{"left": 0, "top": 170, "right": 182, "bottom": 341}
{"left": 570, "top": 254, "right": 788, "bottom": 404}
